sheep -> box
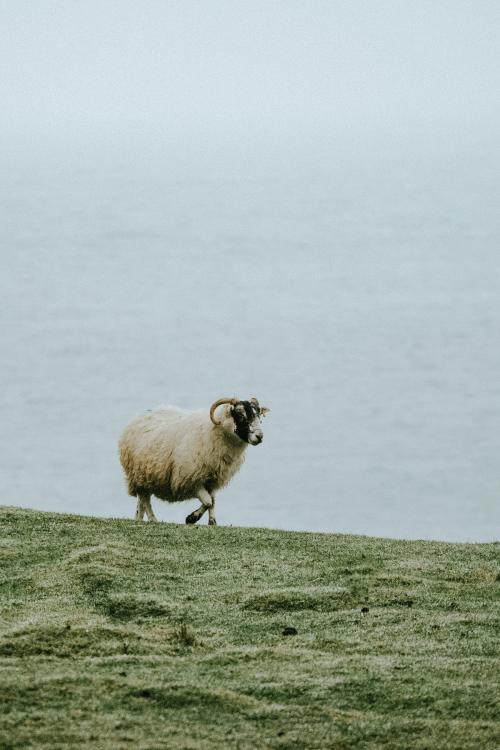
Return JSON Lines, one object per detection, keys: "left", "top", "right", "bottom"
{"left": 119, "top": 396, "right": 269, "bottom": 525}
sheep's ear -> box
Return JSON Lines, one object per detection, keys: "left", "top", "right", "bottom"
{"left": 260, "top": 406, "right": 270, "bottom": 417}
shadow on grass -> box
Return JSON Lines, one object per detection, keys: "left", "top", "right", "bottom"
{"left": 242, "top": 586, "right": 359, "bottom": 612}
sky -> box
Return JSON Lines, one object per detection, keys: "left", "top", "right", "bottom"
{"left": 1, "top": 0, "right": 499, "bottom": 157}
{"left": 1, "top": 1, "right": 499, "bottom": 539}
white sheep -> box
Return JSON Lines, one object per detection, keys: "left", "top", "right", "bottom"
{"left": 119, "top": 397, "right": 269, "bottom": 525}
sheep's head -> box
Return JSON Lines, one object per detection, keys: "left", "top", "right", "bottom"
{"left": 210, "top": 397, "right": 269, "bottom": 445}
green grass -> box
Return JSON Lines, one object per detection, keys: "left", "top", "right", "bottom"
{"left": 0, "top": 506, "right": 499, "bottom": 749}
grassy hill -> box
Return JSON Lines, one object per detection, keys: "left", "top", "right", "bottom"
{"left": 0, "top": 506, "right": 498, "bottom": 749}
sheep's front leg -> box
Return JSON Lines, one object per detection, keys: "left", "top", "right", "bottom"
{"left": 208, "top": 494, "right": 216, "bottom": 525}
{"left": 185, "top": 487, "right": 212, "bottom": 525}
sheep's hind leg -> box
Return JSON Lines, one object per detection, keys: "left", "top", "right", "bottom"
{"left": 186, "top": 487, "right": 212, "bottom": 525}
{"left": 143, "top": 496, "right": 158, "bottom": 522}
{"left": 135, "top": 496, "right": 146, "bottom": 521}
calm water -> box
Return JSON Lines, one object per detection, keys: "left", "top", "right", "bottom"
{"left": 1, "top": 145, "right": 499, "bottom": 540}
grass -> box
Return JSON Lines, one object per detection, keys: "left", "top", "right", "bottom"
{"left": 0, "top": 506, "right": 499, "bottom": 749}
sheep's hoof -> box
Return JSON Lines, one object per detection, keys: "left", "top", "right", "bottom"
{"left": 185, "top": 513, "right": 199, "bottom": 525}
{"left": 208, "top": 519, "right": 217, "bottom": 526}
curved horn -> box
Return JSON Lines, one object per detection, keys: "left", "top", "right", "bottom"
{"left": 210, "top": 397, "right": 238, "bottom": 425}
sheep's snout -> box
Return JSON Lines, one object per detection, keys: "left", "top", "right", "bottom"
{"left": 249, "top": 431, "right": 263, "bottom": 446}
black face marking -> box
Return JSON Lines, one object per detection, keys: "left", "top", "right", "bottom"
{"left": 231, "top": 400, "right": 258, "bottom": 443}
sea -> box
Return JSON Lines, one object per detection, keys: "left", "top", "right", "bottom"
{"left": 1, "top": 139, "right": 499, "bottom": 541}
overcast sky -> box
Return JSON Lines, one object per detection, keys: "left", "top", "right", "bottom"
{"left": 1, "top": 1, "right": 499, "bottom": 155}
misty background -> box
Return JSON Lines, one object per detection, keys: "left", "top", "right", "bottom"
{"left": 1, "top": 1, "right": 499, "bottom": 540}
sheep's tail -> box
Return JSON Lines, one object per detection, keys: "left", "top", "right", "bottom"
{"left": 127, "top": 478, "right": 138, "bottom": 497}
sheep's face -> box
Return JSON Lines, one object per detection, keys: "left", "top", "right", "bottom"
{"left": 230, "top": 398, "right": 268, "bottom": 445}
